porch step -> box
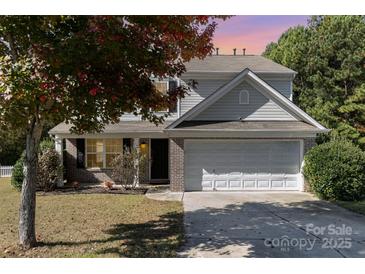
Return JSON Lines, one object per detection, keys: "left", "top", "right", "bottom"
{"left": 149, "top": 179, "right": 170, "bottom": 185}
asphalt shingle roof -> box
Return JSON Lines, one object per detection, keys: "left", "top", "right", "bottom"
{"left": 174, "top": 121, "right": 317, "bottom": 131}
{"left": 184, "top": 55, "right": 296, "bottom": 74}
{"left": 49, "top": 120, "right": 171, "bottom": 134}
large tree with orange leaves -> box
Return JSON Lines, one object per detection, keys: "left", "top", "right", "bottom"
{"left": 0, "top": 15, "right": 227, "bottom": 248}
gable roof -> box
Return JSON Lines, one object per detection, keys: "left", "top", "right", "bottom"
{"left": 184, "top": 55, "right": 297, "bottom": 74}
{"left": 167, "top": 69, "right": 327, "bottom": 131}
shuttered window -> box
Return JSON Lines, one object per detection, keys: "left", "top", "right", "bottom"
{"left": 86, "top": 139, "right": 122, "bottom": 168}
{"left": 105, "top": 139, "right": 122, "bottom": 168}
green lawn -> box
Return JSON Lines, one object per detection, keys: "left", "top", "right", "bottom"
{"left": 336, "top": 200, "right": 365, "bottom": 215}
{"left": 0, "top": 178, "right": 184, "bottom": 258}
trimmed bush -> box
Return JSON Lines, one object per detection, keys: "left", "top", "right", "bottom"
{"left": 303, "top": 140, "right": 365, "bottom": 201}
{"left": 39, "top": 138, "right": 54, "bottom": 154}
{"left": 11, "top": 154, "right": 24, "bottom": 191}
{"left": 111, "top": 148, "right": 147, "bottom": 189}
{"left": 37, "top": 148, "right": 62, "bottom": 191}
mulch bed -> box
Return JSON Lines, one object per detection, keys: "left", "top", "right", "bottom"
{"left": 37, "top": 186, "right": 148, "bottom": 196}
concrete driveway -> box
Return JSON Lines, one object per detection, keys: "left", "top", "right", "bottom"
{"left": 178, "top": 192, "right": 365, "bottom": 258}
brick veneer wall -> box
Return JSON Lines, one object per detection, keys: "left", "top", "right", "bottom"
{"left": 65, "top": 139, "right": 113, "bottom": 183}
{"left": 169, "top": 138, "right": 184, "bottom": 192}
{"left": 65, "top": 137, "right": 318, "bottom": 190}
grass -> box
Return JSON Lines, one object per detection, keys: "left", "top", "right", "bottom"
{"left": 336, "top": 200, "right": 365, "bottom": 215}
{"left": 0, "top": 178, "right": 184, "bottom": 258}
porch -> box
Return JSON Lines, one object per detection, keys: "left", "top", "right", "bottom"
{"left": 53, "top": 136, "right": 170, "bottom": 186}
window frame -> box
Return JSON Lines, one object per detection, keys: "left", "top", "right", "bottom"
{"left": 153, "top": 80, "right": 169, "bottom": 95}
{"left": 85, "top": 138, "right": 122, "bottom": 169}
{"left": 239, "top": 90, "right": 250, "bottom": 105}
{"left": 153, "top": 80, "right": 172, "bottom": 113}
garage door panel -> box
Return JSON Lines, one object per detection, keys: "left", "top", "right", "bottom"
{"left": 215, "top": 180, "right": 228, "bottom": 189}
{"left": 286, "top": 180, "right": 298, "bottom": 188}
{"left": 272, "top": 180, "right": 285, "bottom": 188}
{"left": 202, "top": 180, "right": 214, "bottom": 189}
{"left": 184, "top": 140, "right": 302, "bottom": 191}
{"left": 257, "top": 180, "right": 270, "bottom": 189}
{"left": 243, "top": 180, "right": 256, "bottom": 189}
{"left": 229, "top": 180, "right": 242, "bottom": 188}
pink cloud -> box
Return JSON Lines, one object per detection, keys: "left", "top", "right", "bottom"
{"left": 212, "top": 16, "right": 308, "bottom": 55}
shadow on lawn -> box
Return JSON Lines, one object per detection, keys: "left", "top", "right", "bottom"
{"left": 37, "top": 199, "right": 365, "bottom": 258}
{"left": 38, "top": 211, "right": 184, "bottom": 257}
{"left": 97, "top": 211, "right": 184, "bottom": 257}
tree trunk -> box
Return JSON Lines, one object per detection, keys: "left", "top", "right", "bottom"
{"left": 19, "top": 120, "right": 43, "bottom": 249}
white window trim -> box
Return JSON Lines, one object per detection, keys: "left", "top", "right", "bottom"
{"left": 85, "top": 139, "right": 122, "bottom": 169}
{"left": 239, "top": 90, "right": 249, "bottom": 105}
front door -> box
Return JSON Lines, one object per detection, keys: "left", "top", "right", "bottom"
{"left": 151, "top": 139, "right": 169, "bottom": 180}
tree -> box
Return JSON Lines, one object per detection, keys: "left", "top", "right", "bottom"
{"left": 0, "top": 121, "right": 59, "bottom": 166}
{"left": 263, "top": 26, "right": 310, "bottom": 105}
{"left": 0, "top": 15, "right": 227, "bottom": 248}
{"left": 263, "top": 16, "right": 365, "bottom": 146}
{"left": 0, "top": 127, "right": 25, "bottom": 165}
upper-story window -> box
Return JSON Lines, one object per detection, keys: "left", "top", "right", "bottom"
{"left": 154, "top": 80, "right": 169, "bottom": 95}
{"left": 239, "top": 90, "right": 249, "bottom": 105}
{"left": 153, "top": 80, "right": 178, "bottom": 113}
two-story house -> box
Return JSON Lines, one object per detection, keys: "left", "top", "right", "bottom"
{"left": 49, "top": 55, "right": 329, "bottom": 192}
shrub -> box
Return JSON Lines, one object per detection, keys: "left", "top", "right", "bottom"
{"left": 111, "top": 148, "right": 147, "bottom": 189}
{"left": 11, "top": 154, "right": 25, "bottom": 191}
{"left": 303, "top": 140, "right": 365, "bottom": 201}
{"left": 39, "top": 138, "right": 54, "bottom": 154}
{"left": 37, "top": 148, "right": 62, "bottom": 191}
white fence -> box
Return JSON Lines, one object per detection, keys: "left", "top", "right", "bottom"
{"left": 0, "top": 166, "right": 13, "bottom": 177}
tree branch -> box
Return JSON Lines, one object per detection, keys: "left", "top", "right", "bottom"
{"left": 0, "top": 37, "right": 11, "bottom": 52}
{"left": 6, "top": 33, "right": 18, "bottom": 62}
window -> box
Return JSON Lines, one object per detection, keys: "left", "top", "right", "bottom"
{"left": 105, "top": 139, "right": 123, "bottom": 167}
{"left": 86, "top": 139, "right": 122, "bottom": 168}
{"left": 239, "top": 90, "right": 249, "bottom": 104}
{"left": 153, "top": 80, "right": 169, "bottom": 112}
{"left": 154, "top": 81, "right": 169, "bottom": 94}
{"left": 153, "top": 80, "right": 178, "bottom": 113}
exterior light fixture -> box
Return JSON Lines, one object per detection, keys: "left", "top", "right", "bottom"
{"left": 140, "top": 141, "right": 148, "bottom": 152}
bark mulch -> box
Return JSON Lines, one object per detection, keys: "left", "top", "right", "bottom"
{"left": 37, "top": 185, "right": 148, "bottom": 196}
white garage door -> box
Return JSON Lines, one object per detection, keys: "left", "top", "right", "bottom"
{"left": 184, "top": 140, "right": 303, "bottom": 191}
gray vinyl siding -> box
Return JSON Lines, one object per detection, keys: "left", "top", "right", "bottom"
{"left": 121, "top": 75, "right": 293, "bottom": 120}
{"left": 180, "top": 78, "right": 227, "bottom": 115}
{"left": 264, "top": 79, "right": 291, "bottom": 99}
{"left": 180, "top": 76, "right": 292, "bottom": 116}
{"left": 192, "top": 80, "right": 296, "bottom": 121}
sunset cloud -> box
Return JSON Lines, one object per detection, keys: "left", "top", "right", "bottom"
{"left": 213, "top": 16, "right": 308, "bottom": 55}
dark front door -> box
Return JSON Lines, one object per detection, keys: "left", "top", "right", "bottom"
{"left": 151, "top": 139, "right": 169, "bottom": 180}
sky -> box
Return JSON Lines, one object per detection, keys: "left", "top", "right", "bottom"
{"left": 212, "top": 16, "right": 309, "bottom": 55}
